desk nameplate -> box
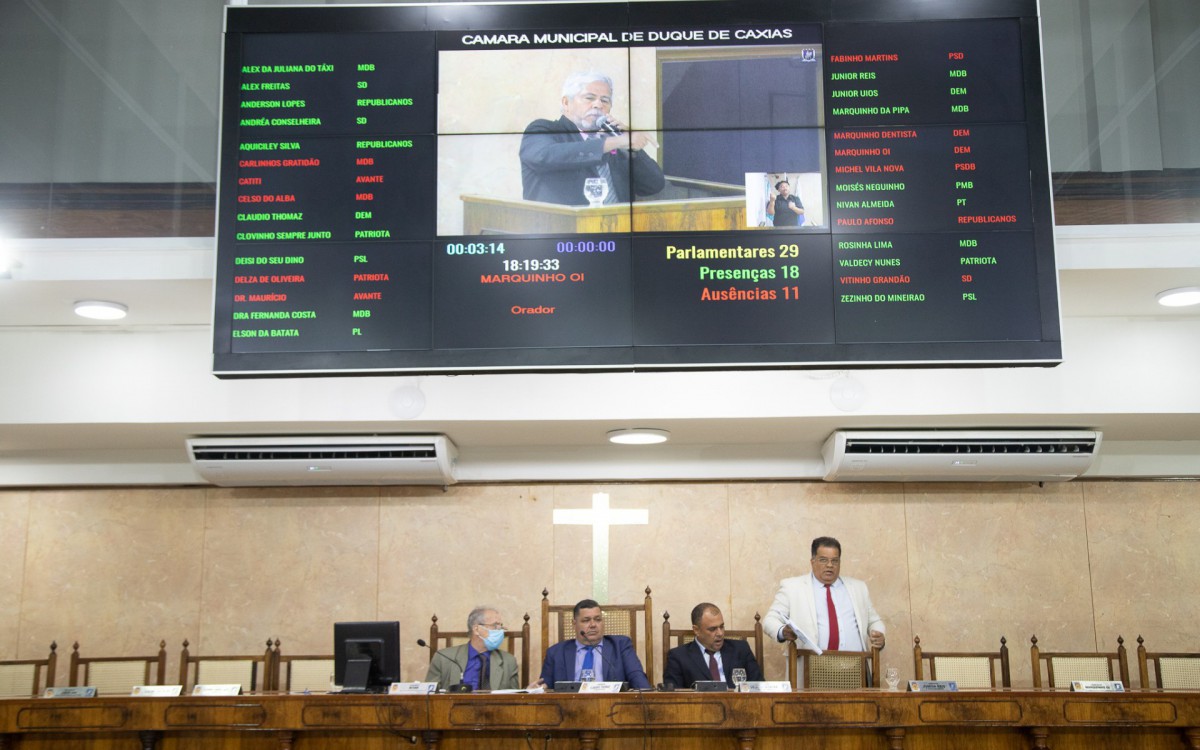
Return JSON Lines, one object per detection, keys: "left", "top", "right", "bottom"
{"left": 163, "top": 702, "right": 267, "bottom": 727}
{"left": 771, "top": 699, "right": 881, "bottom": 725}
{"left": 446, "top": 700, "right": 565, "bottom": 728}
{"left": 609, "top": 699, "right": 728, "bottom": 727}
{"left": 1062, "top": 700, "right": 1178, "bottom": 724}
{"left": 917, "top": 699, "right": 1023, "bottom": 724}
{"left": 16, "top": 705, "right": 130, "bottom": 731}
{"left": 301, "top": 701, "right": 417, "bottom": 728}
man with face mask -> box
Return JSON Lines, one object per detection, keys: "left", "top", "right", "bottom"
{"left": 519, "top": 71, "right": 665, "bottom": 206}
{"left": 425, "top": 606, "right": 519, "bottom": 691}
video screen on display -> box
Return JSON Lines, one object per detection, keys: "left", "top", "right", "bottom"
{"left": 214, "top": 0, "right": 1060, "bottom": 375}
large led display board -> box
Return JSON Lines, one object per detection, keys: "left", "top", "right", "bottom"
{"left": 214, "top": 0, "right": 1060, "bottom": 375}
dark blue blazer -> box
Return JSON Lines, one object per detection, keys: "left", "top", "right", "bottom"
{"left": 663, "top": 638, "right": 764, "bottom": 689}
{"left": 519, "top": 115, "right": 665, "bottom": 206}
{"left": 540, "top": 634, "right": 651, "bottom": 689}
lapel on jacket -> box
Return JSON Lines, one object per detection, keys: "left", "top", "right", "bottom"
{"left": 598, "top": 636, "right": 613, "bottom": 680}
{"left": 561, "top": 639, "right": 578, "bottom": 679}
{"left": 800, "top": 573, "right": 820, "bottom": 630}
{"left": 685, "top": 640, "right": 708, "bottom": 676}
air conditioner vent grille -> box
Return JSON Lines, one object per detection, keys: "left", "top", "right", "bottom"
{"left": 842, "top": 439, "right": 1098, "bottom": 456}
{"left": 191, "top": 445, "right": 438, "bottom": 462}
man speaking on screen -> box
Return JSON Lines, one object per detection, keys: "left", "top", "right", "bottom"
{"left": 519, "top": 71, "right": 665, "bottom": 206}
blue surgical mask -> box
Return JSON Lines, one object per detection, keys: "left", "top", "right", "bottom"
{"left": 482, "top": 629, "right": 505, "bottom": 651}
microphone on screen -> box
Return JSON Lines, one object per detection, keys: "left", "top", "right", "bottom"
{"left": 595, "top": 115, "right": 622, "bottom": 136}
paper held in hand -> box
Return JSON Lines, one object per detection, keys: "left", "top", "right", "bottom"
{"left": 785, "top": 618, "right": 822, "bottom": 655}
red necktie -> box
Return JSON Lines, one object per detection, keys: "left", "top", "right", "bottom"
{"left": 825, "top": 584, "right": 840, "bottom": 650}
{"left": 705, "top": 649, "right": 720, "bottom": 681}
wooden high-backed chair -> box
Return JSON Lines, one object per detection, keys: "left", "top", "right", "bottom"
{"left": 1030, "top": 635, "right": 1130, "bottom": 688}
{"left": 179, "top": 638, "right": 276, "bottom": 693}
{"left": 541, "top": 587, "right": 654, "bottom": 683}
{"left": 69, "top": 640, "right": 167, "bottom": 695}
{"left": 661, "top": 611, "right": 765, "bottom": 684}
{"left": 0, "top": 642, "right": 57, "bottom": 697}
{"left": 268, "top": 639, "right": 334, "bottom": 693}
{"left": 1136, "top": 635, "right": 1200, "bottom": 690}
{"left": 428, "top": 611, "right": 532, "bottom": 687}
{"left": 913, "top": 635, "right": 1011, "bottom": 688}
{"left": 788, "top": 644, "right": 880, "bottom": 689}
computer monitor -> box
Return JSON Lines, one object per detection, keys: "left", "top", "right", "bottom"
{"left": 333, "top": 621, "right": 401, "bottom": 693}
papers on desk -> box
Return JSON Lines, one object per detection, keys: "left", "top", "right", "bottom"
{"left": 785, "top": 618, "right": 822, "bottom": 655}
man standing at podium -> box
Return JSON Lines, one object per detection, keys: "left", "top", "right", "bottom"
{"left": 519, "top": 71, "right": 665, "bottom": 206}
{"left": 763, "top": 536, "right": 885, "bottom": 652}
{"left": 534, "top": 598, "right": 651, "bottom": 689}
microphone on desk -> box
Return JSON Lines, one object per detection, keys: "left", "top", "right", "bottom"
{"left": 417, "top": 639, "right": 472, "bottom": 692}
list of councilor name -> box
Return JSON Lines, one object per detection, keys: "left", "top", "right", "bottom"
{"left": 226, "top": 33, "right": 436, "bottom": 352}
{"left": 824, "top": 19, "right": 1043, "bottom": 344}
{"left": 220, "top": 19, "right": 1048, "bottom": 357}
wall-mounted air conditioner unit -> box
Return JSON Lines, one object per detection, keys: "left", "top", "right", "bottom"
{"left": 822, "top": 430, "right": 1101, "bottom": 482}
{"left": 187, "top": 435, "right": 457, "bottom": 486}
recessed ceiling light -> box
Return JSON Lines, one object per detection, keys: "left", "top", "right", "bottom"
{"left": 607, "top": 428, "right": 670, "bottom": 445}
{"left": 1156, "top": 287, "right": 1200, "bottom": 308}
{"left": 73, "top": 300, "right": 128, "bottom": 320}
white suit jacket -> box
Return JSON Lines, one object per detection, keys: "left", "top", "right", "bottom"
{"left": 762, "top": 573, "right": 884, "bottom": 648}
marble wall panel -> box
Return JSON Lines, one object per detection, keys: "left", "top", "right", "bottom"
{"left": 905, "top": 482, "right": 1093, "bottom": 687}
{"left": 1084, "top": 481, "right": 1200, "bottom": 658}
{"left": 378, "top": 484, "right": 552, "bottom": 683}
{"left": 547, "top": 484, "right": 709, "bottom": 684}
{"left": 199, "top": 488, "right": 382, "bottom": 660}
{"left": 7, "top": 480, "right": 1198, "bottom": 693}
{"left": 609, "top": 484, "right": 732, "bottom": 684}
{"left": 729, "top": 482, "right": 911, "bottom": 683}
{"left": 18, "top": 489, "right": 207, "bottom": 687}
{"left": 0, "top": 492, "right": 31, "bottom": 659}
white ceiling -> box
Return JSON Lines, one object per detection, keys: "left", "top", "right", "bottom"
{"left": 1, "top": 225, "right": 1199, "bottom": 484}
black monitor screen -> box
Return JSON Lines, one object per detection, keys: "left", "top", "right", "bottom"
{"left": 214, "top": 0, "right": 1060, "bottom": 375}
{"left": 333, "top": 620, "right": 401, "bottom": 692}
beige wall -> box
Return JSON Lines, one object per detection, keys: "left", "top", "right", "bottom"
{"left": 2, "top": 481, "right": 1197, "bottom": 689}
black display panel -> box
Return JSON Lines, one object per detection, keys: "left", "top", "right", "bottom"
{"left": 214, "top": 0, "right": 1060, "bottom": 375}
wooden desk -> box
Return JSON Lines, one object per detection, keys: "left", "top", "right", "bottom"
{"left": 2, "top": 690, "right": 1199, "bottom": 750}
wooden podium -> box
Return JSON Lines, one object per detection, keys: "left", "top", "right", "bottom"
{"left": 461, "top": 194, "right": 749, "bottom": 235}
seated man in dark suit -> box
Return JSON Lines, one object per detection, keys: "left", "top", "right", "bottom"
{"left": 534, "top": 598, "right": 651, "bottom": 689}
{"left": 664, "top": 602, "right": 764, "bottom": 689}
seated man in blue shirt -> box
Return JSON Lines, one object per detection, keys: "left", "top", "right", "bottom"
{"left": 533, "top": 598, "right": 651, "bottom": 689}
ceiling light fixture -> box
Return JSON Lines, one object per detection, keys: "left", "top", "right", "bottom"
{"left": 1156, "top": 287, "right": 1200, "bottom": 308}
{"left": 607, "top": 428, "right": 670, "bottom": 445}
{"left": 73, "top": 300, "right": 129, "bottom": 320}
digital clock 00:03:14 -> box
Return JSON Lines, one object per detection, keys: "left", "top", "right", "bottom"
{"left": 444, "top": 242, "right": 506, "bottom": 255}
